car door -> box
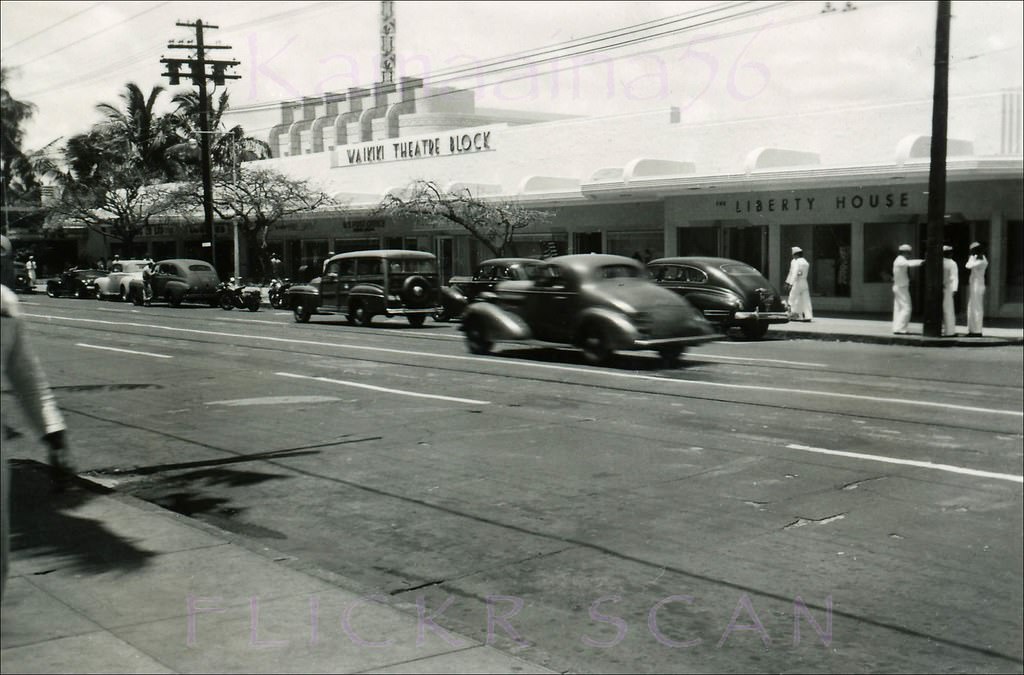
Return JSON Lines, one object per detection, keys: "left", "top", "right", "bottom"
{"left": 320, "top": 259, "right": 342, "bottom": 309}
{"left": 526, "top": 263, "right": 578, "bottom": 342}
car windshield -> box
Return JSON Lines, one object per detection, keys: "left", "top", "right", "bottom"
{"left": 721, "top": 263, "right": 762, "bottom": 276}
{"left": 595, "top": 264, "right": 643, "bottom": 280}
{"left": 389, "top": 259, "right": 436, "bottom": 274}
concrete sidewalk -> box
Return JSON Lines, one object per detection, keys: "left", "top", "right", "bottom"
{"left": 767, "top": 313, "right": 1023, "bottom": 347}
{"left": 1, "top": 461, "right": 555, "bottom": 675}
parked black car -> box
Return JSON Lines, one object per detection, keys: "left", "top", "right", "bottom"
{"left": 45, "top": 268, "right": 104, "bottom": 299}
{"left": 646, "top": 257, "right": 789, "bottom": 339}
{"left": 437, "top": 257, "right": 544, "bottom": 321}
{"left": 128, "top": 259, "right": 221, "bottom": 307}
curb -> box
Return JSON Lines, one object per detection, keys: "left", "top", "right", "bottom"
{"left": 776, "top": 330, "right": 1022, "bottom": 348}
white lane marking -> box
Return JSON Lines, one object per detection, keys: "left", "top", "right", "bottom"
{"left": 276, "top": 372, "right": 490, "bottom": 405}
{"left": 76, "top": 343, "right": 172, "bottom": 359}
{"left": 786, "top": 443, "right": 1023, "bottom": 484}
{"left": 685, "top": 353, "right": 826, "bottom": 367}
{"left": 206, "top": 395, "right": 340, "bottom": 406}
{"left": 30, "top": 313, "right": 1022, "bottom": 417}
{"left": 215, "top": 317, "right": 280, "bottom": 324}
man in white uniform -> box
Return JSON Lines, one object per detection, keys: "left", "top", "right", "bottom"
{"left": 892, "top": 243, "right": 924, "bottom": 334}
{"left": 941, "top": 245, "right": 958, "bottom": 337}
{"left": 1, "top": 236, "right": 72, "bottom": 597}
{"left": 965, "top": 241, "right": 988, "bottom": 336}
{"left": 785, "top": 246, "right": 812, "bottom": 321}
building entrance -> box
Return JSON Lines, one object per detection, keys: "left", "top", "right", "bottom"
{"left": 677, "top": 224, "right": 768, "bottom": 275}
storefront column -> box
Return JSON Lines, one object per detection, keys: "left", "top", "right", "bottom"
{"left": 989, "top": 209, "right": 1004, "bottom": 311}
{"left": 851, "top": 221, "right": 865, "bottom": 311}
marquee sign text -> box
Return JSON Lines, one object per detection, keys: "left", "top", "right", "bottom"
{"left": 343, "top": 131, "right": 493, "bottom": 166}
{"left": 723, "top": 191, "right": 912, "bottom": 214}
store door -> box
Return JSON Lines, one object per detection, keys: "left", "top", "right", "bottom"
{"left": 724, "top": 225, "right": 768, "bottom": 276}
{"left": 573, "top": 232, "right": 603, "bottom": 254}
{"left": 436, "top": 237, "right": 454, "bottom": 282}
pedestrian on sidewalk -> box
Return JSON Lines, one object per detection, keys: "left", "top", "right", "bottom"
{"left": 965, "top": 241, "right": 988, "bottom": 336}
{"left": 941, "top": 245, "right": 958, "bottom": 337}
{"left": 24, "top": 255, "right": 36, "bottom": 288}
{"left": 1, "top": 236, "right": 73, "bottom": 599}
{"left": 785, "top": 246, "right": 813, "bottom": 321}
{"left": 892, "top": 244, "right": 924, "bottom": 334}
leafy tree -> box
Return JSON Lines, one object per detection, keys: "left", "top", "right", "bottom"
{"left": 177, "top": 165, "right": 333, "bottom": 280}
{"left": 377, "top": 180, "right": 551, "bottom": 257}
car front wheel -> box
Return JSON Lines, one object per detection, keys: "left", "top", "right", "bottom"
{"left": 658, "top": 346, "right": 684, "bottom": 367}
{"left": 46, "top": 284, "right": 57, "bottom": 298}
{"left": 351, "top": 302, "right": 373, "bottom": 327}
{"left": 407, "top": 315, "right": 426, "bottom": 328}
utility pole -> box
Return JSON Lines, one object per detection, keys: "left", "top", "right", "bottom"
{"left": 161, "top": 20, "right": 240, "bottom": 269}
{"left": 922, "top": 0, "right": 951, "bottom": 337}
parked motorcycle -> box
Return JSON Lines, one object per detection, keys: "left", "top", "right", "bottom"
{"left": 267, "top": 278, "right": 293, "bottom": 309}
{"left": 217, "top": 277, "right": 261, "bottom": 312}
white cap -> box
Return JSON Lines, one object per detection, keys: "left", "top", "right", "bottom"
{"left": 898, "top": 244, "right": 912, "bottom": 252}
{"left": 942, "top": 245, "right": 953, "bottom": 252}
{"left": 791, "top": 246, "right": 802, "bottom": 254}
{"left": 969, "top": 241, "right": 981, "bottom": 250}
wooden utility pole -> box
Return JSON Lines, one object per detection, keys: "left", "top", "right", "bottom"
{"left": 161, "top": 20, "right": 239, "bottom": 268}
{"left": 923, "top": 0, "right": 951, "bottom": 337}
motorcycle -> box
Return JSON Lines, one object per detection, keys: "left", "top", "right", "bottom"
{"left": 217, "top": 277, "right": 262, "bottom": 312}
{"left": 268, "top": 278, "right": 293, "bottom": 309}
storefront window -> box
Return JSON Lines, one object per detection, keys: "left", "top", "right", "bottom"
{"left": 1005, "top": 220, "right": 1023, "bottom": 303}
{"left": 606, "top": 231, "right": 662, "bottom": 262}
{"left": 864, "top": 222, "right": 918, "bottom": 283}
{"left": 677, "top": 226, "right": 719, "bottom": 257}
{"left": 780, "top": 224, "right": 850, "bottom": 297}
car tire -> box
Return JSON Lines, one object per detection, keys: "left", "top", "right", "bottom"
{"left": 293, "top": 303, "right": 311, "bottom": 323}
{"left": 169, "top": 294, "right": 183, "bottom": 308}
{"left": 73, "top": 286, "right": 82, "bottom": 299}
{"left": 433, "top": 307, "right": 452, "bottom": 322}
{"left": 246, "top": 295, "right": 261, "bottom": 312}
{"left": 120, "top": 286, "right": 128, "bottom": 302}
{"left": 741, "top": 322, "right": 769, "bottom": 340}
{"left": 580, "top": 324, "right": 612, "bottom": 365}
{"left": 132, "top": 289, "right": 143, "bottom": 306}
{"left": 407, "top": 314, "right": 426, "bottom": 327}
{"left": 220, "top": 293, "right": 234, "bottom": 310}
{"left": 658, "top": 346, "right": 685, "bottom": 367}
{"left": 464, "top": 318, "right": 493, "bottom": 355}
{"left": 351, "top": 302, "right": 373, "bottom": 327}
{"left": 46, "top": 284, "right": 57, "bottom": 298}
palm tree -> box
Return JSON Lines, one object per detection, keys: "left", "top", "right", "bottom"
{"left": 1, "top": 66, "right": 41, "bottom": 228}
{"left": 168, "top": 90, "right": 271, "bottom": 177}
{"left": 95, "top": 82, "right": 181, "bottom": 180}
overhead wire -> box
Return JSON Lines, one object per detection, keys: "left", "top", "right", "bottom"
{"left": 0, "top": 1, "right": 103, "bottom": 53}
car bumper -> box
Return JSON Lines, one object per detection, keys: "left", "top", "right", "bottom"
{"left": 386, "top": 306, "right": 441, "bottom": 317}
{"left": 632, "top": 333, "right": 720, "bottom": 349}
{"left": 732, "top": 311, "right": 789, "bottom": 323}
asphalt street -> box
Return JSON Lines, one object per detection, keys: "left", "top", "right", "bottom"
{"left": 5, "top": 295, "right": 1023, "bottom": 674}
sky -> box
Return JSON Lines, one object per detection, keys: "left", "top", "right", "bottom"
{"left": 1, "top": 0, "right": 1022, "bottom": 156}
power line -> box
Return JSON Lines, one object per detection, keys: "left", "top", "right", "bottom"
{"left": 0, "top": 1, "right": 103, "bottom": 53}
{"left": 5, "top": 2, "right": 171, "bottom": 71}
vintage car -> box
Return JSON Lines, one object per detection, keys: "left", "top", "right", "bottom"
{"left": 94, "top": 259, "right": 151, "bottom": 301}
{"left": 647, "top": 257, "right": 789, "bottom": 339}
{"left": 437, "top": 257, "right": 544, "bottom": 321}
{"left": 460, "top": 253, "right": 717, "bottom": 365}
{"left": 287, "top": 249, "right": 441, "bottom": 327}
{"left": 12, "top": 261, "right": 33, "bottom": 292}
{"left": 127, "top": 259, "right": 221, "bottom": 307}
{"left": 45, "top": 268, "right": 104, "bottom": 299}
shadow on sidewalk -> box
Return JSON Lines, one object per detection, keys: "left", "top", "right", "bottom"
{"left": 9, "top": 460, "right": 156, "bottom": 575}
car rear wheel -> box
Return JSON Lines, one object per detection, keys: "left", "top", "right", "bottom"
{"left": 131, "top": 289, "right": 143, "bottom": 306}
{"left": 741, "top": 322, "right": 769, "bottom": 340}
{"left": 464, "top": 318, "right": 493, "bottom": 355}
{"left": 407, "top": 315, "right": 426, "bottom": 328}
{"left": 580, "top": 325, "right": 613, "bottom": 365}
{"left": 293, "top": 303, "right": 311, "bottom": 323}
{"left": 169, "top": 294, "right": 183, "bottom": 308}
{"left": 351, "top": 302, "right": 373, "bottom": 327}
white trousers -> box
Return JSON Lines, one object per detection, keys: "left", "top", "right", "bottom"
{"left": 967, "top": 285, "right": 985, "bottom": 334}
{"left": 787, "top": 284, "right": 813, "bottom": 320}
{"left": 892, "top": 285, "right": 912, "bottom": 332}
{"left": 941, "top": 289, "right": 956, "bottom": 336}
